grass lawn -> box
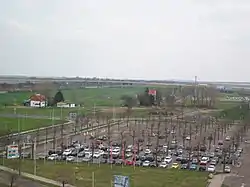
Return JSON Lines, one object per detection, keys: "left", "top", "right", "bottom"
{"left": 0, "top": 117, "right": 64, "bottom": 135}
{"left": 214, "top": 101, "right": 241, "bottom": 110}
{"left": 2, "top": 159, "right": 208, "bottom": 187}
{"left": 217, "top": 103, "right": 250, "bottom": 120}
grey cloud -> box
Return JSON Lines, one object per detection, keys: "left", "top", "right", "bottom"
{"left": 0, "top": 0, "right": 250, "bottom": 81}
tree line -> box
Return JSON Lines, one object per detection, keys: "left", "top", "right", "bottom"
{"left": 121, "top": 86, "right": 217, "bottom": 109}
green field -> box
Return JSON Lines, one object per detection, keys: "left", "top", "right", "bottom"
{"left": 214, "top": 101, "right": 241, "bottom": 110}
{"left": 0, "top": 117, "right": 64, "bottom": 135}
{"left": 0, "top": 87, "right": 148, "bottom": 107}
{"left": 0, "top": 87, "right": 243, "bottom": 135}
{"left": 2, "top": 159, "right": 208, "bottom": 187}
{"left": 0, "top": 86, "right": 240, "bottom": 108}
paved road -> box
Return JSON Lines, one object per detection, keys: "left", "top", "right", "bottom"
{"left": 208, "top": 174, "right": 235, "bottom": 187}
{"left": 0, "top": 170, "right": 50, "bottom": 187}
{"left": 0, "top": 166, "right": 75, "bottom": 187}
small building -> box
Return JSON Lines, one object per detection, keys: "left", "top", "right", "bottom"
{"left": 29, "top": 94, "right": 46, "bottom": 108}
{"left": 57, "top": 102, "right": 76, "bottom": 108}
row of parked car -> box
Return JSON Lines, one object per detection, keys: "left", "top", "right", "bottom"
{"left": 34, "top": 138, "right": 241, "bottom": 173}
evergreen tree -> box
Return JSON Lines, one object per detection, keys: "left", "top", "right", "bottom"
{"left": 53, "top": 90, "right": 64, "bottom": 104}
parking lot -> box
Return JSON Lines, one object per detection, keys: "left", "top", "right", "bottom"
{"left": 24, "top": 111, "right": 248, "bottom": 174}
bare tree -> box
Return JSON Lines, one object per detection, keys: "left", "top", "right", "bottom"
{"left": 155, "top": 121, "right": 161, "bottom": 166}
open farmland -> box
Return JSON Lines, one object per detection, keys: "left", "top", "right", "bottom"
{"left": 0, "top": 87, "right": 149, "bottom": 107}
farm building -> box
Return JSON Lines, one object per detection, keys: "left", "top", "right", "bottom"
{"left": 57, "top": 102, "right": 76, "bottom": 108}
{"left": 29, "top": 93, "right": 47, "bottom": 108}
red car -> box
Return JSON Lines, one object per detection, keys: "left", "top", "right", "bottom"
{"left": 125, "top": 159, "right": 135, "bottom": 165}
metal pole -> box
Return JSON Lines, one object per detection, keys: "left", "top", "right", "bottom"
{"left": 34, "top": 138, "right": 37, "bottom": 175}
{"left": 18, "top": 117, "right": 21, "bottom": 176}
{"left": 92, "top": 172, "right": 95, "bottom": 187}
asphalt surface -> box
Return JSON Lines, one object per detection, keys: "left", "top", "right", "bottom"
{"left": 222, "top": 129, "right": 250, "bottom": 187}
{"left": 0, "top": 170, "right": 50, "bottom": 187}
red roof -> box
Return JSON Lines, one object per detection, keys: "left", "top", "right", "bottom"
{"left": 30, "top": 94, "right": 46, "bottom": 102}
{"left": 148, "top": 89, "right": 157, "bottom": 95}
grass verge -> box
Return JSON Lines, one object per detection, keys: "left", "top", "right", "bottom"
{"left": 0, "top": 117, "right": 65, "bottom": 135}
{"left": 1, "top": 159, "right": 208, "bottom": 187}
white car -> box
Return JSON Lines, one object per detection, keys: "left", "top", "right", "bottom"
{"left": 164, "top": 156, "right": 173, "bottom": 163}
{"left": 66, "top": 156, "right": 75, "bottom": 162}
{"left": 171, "top": 130, "right": 176, "bottom": 134}
{"left": 99, "top": 144, "right": 105, "bottom": 149}
{"left": 159, "top": 162, "right": 168, "bottom": 168}
{"left": 47, "top": 154, "right": 58, "bottom": 161}
{"left": 93, "top": 151, "right": 102, "bottom": 158}
{"left": 237, "top": 148, "right": 243, "bottom": 154}
{"left": 63, "top": 149, "right": 72, "bottom": 156}
{"left": 210, "top": 159, "right": 217, "bottom": 166}
{"left": 112, "top": 150, "right": 120, "bottom": 157}
{"left": 186, "top": 136, "right": 191, "bottom": 140}
{"left": 144, "top": 149, "right": 151, "bottom": 154}
{"left": 163, "top": 145, "right": 168, "bottom": 149}
{"left": 142, "top": 160, "right": 150, "bottom": 167}
{"left": 200, "top": 157, "right": 209, "bottom": 164}
{"left": 113, "top": 147, "right": 120, "bottom": 152}
{"left": 171, "top": 140, "right": 177, "bottom": 144}
{"left": 177, "top": 149, "right": 183, "bottom": 154}
{"left": 207, "top": 165, "right": 215, "bottom": 172}
{"left": 125, "top": 152, "right": 132, "bottom": 158}
{"left": 225, "top": 136, "right": 231, "bottom": 141}
{"left": 126, "top": 148, "right": 132, "bottom": 152}
{"left": 84, "top": 148, "right": 91, "bottom": 155}
{"left": 85, "top": 153, "right": 92, "bottom": 159}
{"left": 224, "top": 165, "right": 231, "bottom": 173}
{"left": 127, "top": 145, "right": 133, "bottom": 149}
{"left": 74, "top": 143, "right": 81, "bottom": 149}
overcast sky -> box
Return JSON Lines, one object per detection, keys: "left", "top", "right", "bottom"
{"left": 0, "top": 0, "right": 250, "bottom": 81}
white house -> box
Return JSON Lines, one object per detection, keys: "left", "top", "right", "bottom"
{"left": 57, "top": 102, "right": 76, "bottom": 108}
{"left": 29, "top": 94, "right": 47, "bottom": 108}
